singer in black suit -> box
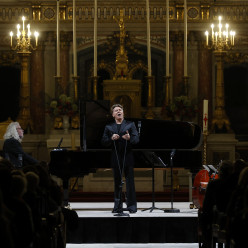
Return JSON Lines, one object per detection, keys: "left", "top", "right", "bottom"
{"left": 101, "top": 104, "right": 139, "bottom": 213}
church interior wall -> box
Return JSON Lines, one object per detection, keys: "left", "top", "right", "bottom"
{"left": 1, "top": 1, "right": 248, "bottom": 191}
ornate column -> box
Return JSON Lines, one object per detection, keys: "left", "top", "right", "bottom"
{"left": 212, "top": 50, "right": 231, "bottom": 132}
{"left": 198, "top": 42, "right": 212, "bottom": 128}
{"left": 30, "top": 43, "right": 45, "bottom": 133}
{"left": 172, "top": 32, "right": 184, "bottom": 97}
{"left": 18, "top": 53, "right": 33, "bottom": 131}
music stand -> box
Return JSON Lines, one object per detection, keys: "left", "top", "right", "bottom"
{"left": 164, "top": 149, "right": 180, "bottom": 213}
{"left": 142, "top": 152, "right": 165, "bottom": 212}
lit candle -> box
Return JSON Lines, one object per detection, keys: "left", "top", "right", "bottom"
{"left": 205, "top": 31, "right": 209, "bottom": 46}
{"left": 73, "top": 0, "right": 77, "bottom": 76}
{"left": 211, "top": 24, "right": 214, "bottom": 41}
{"left": 166, "top": 0, "right": 169, "bottom": 76}
{"left": 203, "top": 99, "right": 208, "bottom": 133}
{"left": 10, "top": 31, "right": 13, "bottom": 46}
{"left": 184, "top": 0, "right": 187, "bottom": 77}
{"left": 57, "top": 0, "right": 60, "bottom": 77}
{"left": 230, "top": 31, "right": 234, "bottom": 45}
{"left": 219, "top": 23, "right": 222, "bottom": 38}
{"left": 218, "top": 16, "right": 222, "bottom": 36}
{"left": 146, "top": 0, "right": 151, "bottom": 77}
{"left": 22, "top": 16, "right": 25, "bottom": 31}
{"left": 34, "top": 31, "right": 39, "bottom": 46}
{"left": 17, "top": 24, "right": 20, "bottom": 38}
{"left": 225, "top": 23, "right": 229, "bottom": 39}
{"left": 27, "top": 24, "right": 30, "bottom": 38}
{"left": 94, "top": 0, "right": 97, "bottom": 77}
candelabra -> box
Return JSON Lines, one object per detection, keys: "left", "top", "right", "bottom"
{"left": 205, "top": 16, "right": 235, "bottom": 132}
{"left": 10, "top": 16, "right": 39, "bottom": 53}
{"left": 10, "top": 16, "right": 39, "bottom": 131}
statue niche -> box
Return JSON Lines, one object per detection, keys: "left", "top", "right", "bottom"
{"left": 113, "top": 9, "right": 129, "bottom": 80}
{"left": 103, "top": 9, "right": 141, "bottom": 118}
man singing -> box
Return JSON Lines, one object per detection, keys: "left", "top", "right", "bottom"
{"left": 101, "top": 104, "right": 139, "bottom": 213}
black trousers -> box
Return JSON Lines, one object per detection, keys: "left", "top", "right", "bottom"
{"left": 112, "top": 156, "right": 137, "bottom": 212}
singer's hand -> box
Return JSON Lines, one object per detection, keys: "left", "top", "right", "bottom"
{"left": 112, "top": 134, "right": 120, "bottom": 141}
{"left": 122, "top": 131, "right": 130, "bottom": 140}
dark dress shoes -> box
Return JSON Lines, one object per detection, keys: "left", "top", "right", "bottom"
{"left": 129, "top": 209, "right": 137, "bottom": 214}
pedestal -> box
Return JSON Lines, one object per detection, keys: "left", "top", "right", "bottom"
{"left": 207, "top": 133, "right": 238, "bottom": 164}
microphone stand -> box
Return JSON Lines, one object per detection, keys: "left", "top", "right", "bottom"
{"left": 164, "top": 149, "right": 180, "bottom": 213}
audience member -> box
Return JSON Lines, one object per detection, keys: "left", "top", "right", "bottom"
{"left": 0, "top": 157, "right": 15, "bottom": 170}
{"left": 6, "top": 173, "right": 35, "bottom": 248}
{"left": 226, "top": 167, "right": 248, "bottom": 247}
{"left": 0, "top": 189, "right": 15, "bottom": 248}
{"left": 3, "top": 122, "right": 39, "bottom": 168}
{"left": 200, "top": 160, "right": 234, "bottom": 248}
{"left": 23, "top": 171, "right": 42, "bottom": 244}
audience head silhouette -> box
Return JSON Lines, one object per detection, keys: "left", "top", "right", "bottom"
{"left": 3, "top": 122, "right": 23, "bottom": 142}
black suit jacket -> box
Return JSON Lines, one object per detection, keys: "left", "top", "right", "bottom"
{"left": 3, "top": 138, "right": 39, "bottom": 168}
{"left": 101, "top": 120, "right": 139, "bottom": 167}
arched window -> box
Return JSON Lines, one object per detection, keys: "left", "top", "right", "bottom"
{"left": 0, "top": 66, "right": 20, "bottom": 122}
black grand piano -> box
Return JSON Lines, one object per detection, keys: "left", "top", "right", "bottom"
{"left": 49, "top": 101, "right": 203, "bottom": 205}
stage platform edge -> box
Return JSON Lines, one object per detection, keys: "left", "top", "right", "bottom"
{"left": 67, "top": 202, "right": 199, "bottom": 243}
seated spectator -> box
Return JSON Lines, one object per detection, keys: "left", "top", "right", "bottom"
{"left": 3, "top": 122, "right": 39, "bottom": 168}
{"left": 0, "top": 189, "right": 15, "bottom": 248}
{"left": 6, "top": 173, "right": 35, "bottom": 248}
{"left": 229, "top": 159, "right": 248, "bottom": 189}
{"left": 23, "top": 171, "right": 42, "bottom": 241}
{"left": 200, "top": 160, "right": 234, "bottom": 248}
{"left": 226, "top": 167, "right": 248, "bottom": 247}
{"left": 0, "top": 157, "right": 14, "bottom": 170}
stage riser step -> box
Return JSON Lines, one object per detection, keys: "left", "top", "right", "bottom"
{"left": 67, "top": 216, "right": 198, "bottom": 243}
{"left": 69, "top": 191, "right": 189, "bottom": 202}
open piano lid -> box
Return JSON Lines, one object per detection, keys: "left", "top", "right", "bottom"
{"left": 130, "top": 118, "right": 202, "bottom": 151}
{"left": 85, "top": 117, "right": 202, "bottom": 151}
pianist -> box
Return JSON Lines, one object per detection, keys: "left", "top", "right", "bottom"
{"left": 3, "top": 122, "right": 39, "bottom": 168}
{"left": 101, "top": 104, "right": 139, "bottom": 213}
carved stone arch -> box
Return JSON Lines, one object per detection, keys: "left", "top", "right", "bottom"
{"left": 114, "top": 95, "right": 132, "bottom": 118}
{"left": 0, "top": 51, "right": 21, "bottom": 125}
{"left": 98, "top": 60, "right": 115, "bottom": 79}
{"left": 129, "top": 60, "right": 148, "bottom": 79}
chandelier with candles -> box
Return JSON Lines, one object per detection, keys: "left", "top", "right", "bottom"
{"left": 205, "top": 16, "right": 235, "bottom": 51}
{"left": 10, "top": 16, "right": 39, "bottom": 53}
